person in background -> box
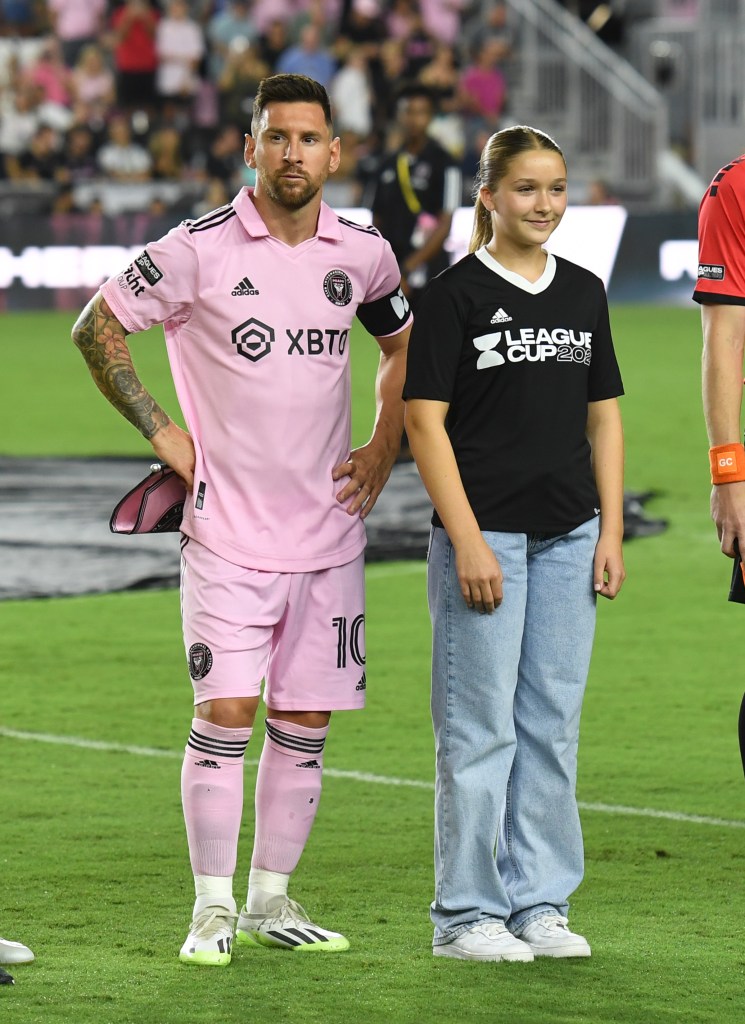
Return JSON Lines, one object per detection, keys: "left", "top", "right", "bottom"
{"left": 155, "top": 0, "right": 205, "bottom": 111}
{"left": 23, "top": 38, "right": 73, "bottom": 108}
{"left": 276, "top": 23, "right": 337, "bottom": 89}
{"left": 206, "top": 0, "right": 258, "bottom": 82}
{"left": 47, "top": 0, "right": 107, "bottom": 67}
{"left": 70, "top": 44, "right": 116, "bottom": 126}
{"left": 370, "top": 82, "right": 462, "bottom": 309}
{"left": 217, "top": 38, "right": 269, "bottom": 128}
{"left": 6, "top": 123, "right": 60, "bottom": 182}
{"left": 58, "top": 124, "right": 99, "bottom": 185}
{"left": 96, "top": 115, "right": 152, "bottom": 182}
{"left": 329, "top": 45, "right": 373, "bottom": 142}
{"left": 256, "top": 17, "right": 290, "bottom": 73}
{"left": 404, "top": 124, "right": 625, "bottom": 962}
{"left": 458, "top": 35, "right": 509, "bottom": 130}
{"left": 108, "top": 0, "right": 159, "bottom": 115}
{"left": 693, "top": 151, "right": 745, "bottom": 777}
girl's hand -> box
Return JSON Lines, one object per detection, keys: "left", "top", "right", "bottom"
{"left": 593, "top": 534, "right": 626, "bottom": 599}
{"left": 455, "top": 537, "right": 503, "bottom": 613}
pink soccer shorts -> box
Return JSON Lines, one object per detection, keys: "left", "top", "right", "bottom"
{"left": 180, "top": 538, "right": 367, "bottom": 710}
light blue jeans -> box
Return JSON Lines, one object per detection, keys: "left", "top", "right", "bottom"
{"left": 427, "top": 517, "right": 599, "bottom": 945}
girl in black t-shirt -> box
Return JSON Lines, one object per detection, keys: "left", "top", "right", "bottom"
{"left": 404, "top": 125, "right": 625, "bottom": 963}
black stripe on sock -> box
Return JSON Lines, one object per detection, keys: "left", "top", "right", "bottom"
{"left": 265, "top": 721, "right": 325, "bottom": 755}
{"left": 189, "top": 728, "right": 248, "bottom": 752}
{"left": 187, "top": 731, "right": 248, "bottom": 759}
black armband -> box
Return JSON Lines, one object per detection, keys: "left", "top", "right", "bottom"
{"left": 356, "top": 285, "right": 411, "bottom": 337}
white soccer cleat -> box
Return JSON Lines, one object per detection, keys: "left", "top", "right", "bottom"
{"left": 236, "top": 897, "right": 350, "bottom": 952}
{"left": 517, "top": 914, "right": 591, "bottom": 958}
{"left": 178, "top": 906, "right": 236, "bottom": 966}
{"left": 0, "top": 938, "right": 34, "bottom": 965}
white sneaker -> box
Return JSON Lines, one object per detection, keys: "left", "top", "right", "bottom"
{"left": 178, "top": 906, "right": 236, "bottom": 966}
{"left": 517, "top": 915, "right": 591, "bottom": 958}
{"left": 236, "top": 897, "right": 350, "bottom": 952}
{"left": 0, "top": 938, "right": 34, "bottom": 965}
{"left": 434, "top": 922, "right": 534, "bottom": 962}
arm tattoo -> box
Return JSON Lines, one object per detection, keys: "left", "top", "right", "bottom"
{"left": 71, "top": 295, "right": 170, "bottom": 440}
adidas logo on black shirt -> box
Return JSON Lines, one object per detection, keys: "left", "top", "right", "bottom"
{"left": 232, "top": 276, "right": 259, "bottom": 296}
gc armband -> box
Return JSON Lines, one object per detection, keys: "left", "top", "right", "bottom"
{"left": 709, "top": 443, "right": 745, "bottom": 484}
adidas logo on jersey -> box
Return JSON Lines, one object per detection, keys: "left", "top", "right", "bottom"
{"left": 232, "top": 276, "right": 259, "bottom": 296}
{"left": 490, "top": 307, "right": 512, "bottom": 324}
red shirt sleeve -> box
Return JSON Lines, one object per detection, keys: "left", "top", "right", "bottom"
{"left": 693, "top": 155, "right": 745, "bottom": 306}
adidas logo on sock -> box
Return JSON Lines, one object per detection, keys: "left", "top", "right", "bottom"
{"left": 295, "top": 759, "right": 321, "bottom": 769}
{"left": 194, "top": 759, "right": 221, "bottom": 769}
{"left": 232, "top": 276, "right": 259, "bottom": 296}
{"left": 490, "top": 307, "right": 512, "bottom": 324}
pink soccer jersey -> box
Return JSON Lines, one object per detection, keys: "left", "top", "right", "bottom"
{"left": 101, "top": 188, "right": 412, "bottom": 572}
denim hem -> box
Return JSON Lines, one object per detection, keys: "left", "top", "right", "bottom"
{"left": 508, "top": 906, "right": 562, "bottom": 934}
{"left": 432, "top": 916, "right": 505, "bottom": 946}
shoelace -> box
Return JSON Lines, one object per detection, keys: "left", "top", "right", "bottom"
{"left": 536, "top": 915, "right": 570, "bottom": 933}
{"left": 191, "top": 907, "right": 237, "bottom": 940}
{"left": 271, "top": 898, "right": 312, "bottom": 926}
{"left": 474, "top": 921, "right": 509, "bottom": 938}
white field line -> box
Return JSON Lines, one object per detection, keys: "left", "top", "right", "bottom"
{"left": 2, "top": 725, "right": 744, "bottom": 830}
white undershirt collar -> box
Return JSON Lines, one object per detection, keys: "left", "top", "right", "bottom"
{"left": 475, "top": 246, "right": 557, "bottom": 294}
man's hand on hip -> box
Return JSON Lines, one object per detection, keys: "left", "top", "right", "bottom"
{"left": 151, "top": 421, "right": 196, "bottom": 491}
{"left": 332, "top": 440, "right": 398, "bottom": 520}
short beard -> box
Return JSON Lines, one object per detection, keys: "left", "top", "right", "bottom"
{"left": 259, "top": 168, "right": 321, "bottom": 211}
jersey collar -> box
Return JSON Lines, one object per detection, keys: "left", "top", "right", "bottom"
{"left": 475, "top": 246, "right": 557, "bottom": 294}
{"left": 233, "top": 187, "right": 343, "bottom": 241}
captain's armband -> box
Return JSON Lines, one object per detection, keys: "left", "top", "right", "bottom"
{"left": 709, "top": 443, "right": 745, "bottom": 484}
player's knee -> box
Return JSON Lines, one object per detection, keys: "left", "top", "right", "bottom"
{"left": 196, "top": 696, "right": 259, "bottom": 729}
{"left": 267, "top": 708, "right": 331, "bottom": 730}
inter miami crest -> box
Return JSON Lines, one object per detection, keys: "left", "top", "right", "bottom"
{"left": 188, "top": 643, "right": 213, "bottom": 680}
{"left": 323, "top": 269, "right": 353, "bottom": 306}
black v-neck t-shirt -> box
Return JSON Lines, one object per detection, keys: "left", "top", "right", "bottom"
{"left": 403, "top": 249, "right": 624, "bottom": 534}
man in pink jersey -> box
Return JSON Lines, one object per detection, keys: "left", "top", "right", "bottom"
{"left": 694, "top": 151, "right": 745, "bottom": 776}
{"left": 72, "top": 73, "right": 412, "bottom": 964}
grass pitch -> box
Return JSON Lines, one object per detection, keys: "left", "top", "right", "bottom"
{"left": 2, "top": 307, "right": 745, "bottom": 1024}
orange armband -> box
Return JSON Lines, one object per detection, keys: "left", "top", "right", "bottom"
{"left": 709, "top": 443, "right": 745, "bottom": 484}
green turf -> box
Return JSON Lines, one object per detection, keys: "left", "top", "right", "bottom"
{"left": 2, "top": 307, "right": 745, "bottom": 1023}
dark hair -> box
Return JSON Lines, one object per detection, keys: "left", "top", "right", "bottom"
{"left": 469, "top": 125, "right": 565, "bottom": 252}
{"left": 251, "top": 74, "right": 333, "bottom": 134}
{"left": 393, "top": 81, "right": 436, "bottom": 110}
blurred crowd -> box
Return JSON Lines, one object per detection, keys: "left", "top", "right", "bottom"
{"left": 0, "top": 0, "right": 517, "bottom": 220}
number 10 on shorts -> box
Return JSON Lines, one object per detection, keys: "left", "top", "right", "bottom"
{"left": 332, "top": 615, "right": 366, "bottom": 669}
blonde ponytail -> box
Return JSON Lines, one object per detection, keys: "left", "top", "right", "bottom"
{"left": 469, "top": 196, "right": 492, "bottom": 254}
